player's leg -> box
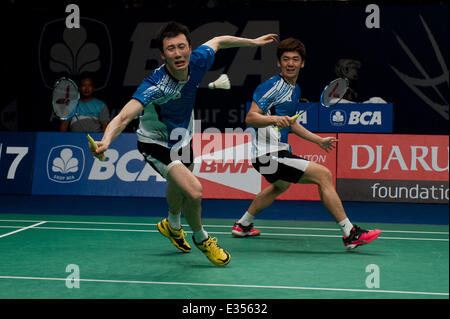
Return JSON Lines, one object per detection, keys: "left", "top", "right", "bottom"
{"left": 232, "top": 180, "right": 290, "bottom": 237}
{"left": 298, "top": 161, "right": 347, "bottom": 223}
{"left": 137, "top": 142, "right": 193, "bottom": 253}
{"left": 248, "top": 180, "right": 291, "bottom": 216}
{"left": 166, "top": 162, "right": 203, "bottom": 233}
{"left": 166, "top": 181, "right": 183, "bottom": 228}
{"left": 167, "top": 162, "right": 230, "bottom": 265}
{"left": 156, "top": 169, "right": 193, "bottom": 253}
{"left": 233, "top": 152, "right": 295, "bottom": 237}
{"left": 299, "top": 161, "right": 381, "bottom": 249}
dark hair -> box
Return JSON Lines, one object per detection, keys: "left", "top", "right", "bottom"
{"left": 156, "top": 21, "right": 191, "bottom": 52}
{"left": 276, "top": 38, "right": 306, "bottom": 61}
{"left": 80, "top": 75, "right": 94, "bottom": 84}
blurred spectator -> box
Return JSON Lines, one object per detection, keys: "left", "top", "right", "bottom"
{"left": 60, "top": 76, "right": 110, "bottom": 132}
{"left": 334, "top": 58, "right": 361, "bottom": 102}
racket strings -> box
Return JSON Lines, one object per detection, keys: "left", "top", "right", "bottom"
{"left": 322, "top": 78, "right": 349, "bottom": 107}
{"left": 52, "top": 79, "right": 79, "bottom": 119}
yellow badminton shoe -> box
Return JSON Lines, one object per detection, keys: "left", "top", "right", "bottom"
{"left": 193, "top": 236, "right": 231, "bottom": 266}
{"left": 157, "top": 218, "right": 191, "bottom": 253}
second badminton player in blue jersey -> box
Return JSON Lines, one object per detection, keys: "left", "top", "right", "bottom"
{"left": 232, "top": 38, "right": 381, "bottom": 250}
{"left": 91, "top": 21, "right": 278, "bottom": 266}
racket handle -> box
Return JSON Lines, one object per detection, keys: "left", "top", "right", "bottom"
{"left": 275, "top": 113, "right": 301, "bottom": 131}
{"left": 86, "top": 134, "right": 106, "bottom": 161}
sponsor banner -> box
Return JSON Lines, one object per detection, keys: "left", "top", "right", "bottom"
{"left": 338, "top": 179, "right": 449, "bottom": 204}
{"left": 4, "top": 131, "right": 446, "bottom": 204}
{"left": 31, "top": 132, "right": 167, "bottom": 197}
{"left": 319, "top": 103, "right": 393, "bottom": 132}
{"left": 192, "top": 132, "right": 338, "bottom": 201}
{"left": 337, "top": 134, "right": 449, "bottom": 203}
{"left": 295, "top": 103, "right": 319, "bottom": 132}
{"left": 0, "top": 132, "right": 36, "bottom": 195}
{"left": 193, "top": 132, "right": 259, "bottom": 199}
{"left": 266, "top": 133, "right": 338, "bottom": 201}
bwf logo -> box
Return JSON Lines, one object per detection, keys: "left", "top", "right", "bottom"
{"left": 47, "top": 145, "right": 85, "bottom": 183}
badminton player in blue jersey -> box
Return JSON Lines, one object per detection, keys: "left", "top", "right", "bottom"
{"left": 232, "top": 38, "right": 381, "bottom": 250}
{"left": 90, "top": 21, "right": 278, "bottom": 266}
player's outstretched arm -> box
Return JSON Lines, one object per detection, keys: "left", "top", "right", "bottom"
{"left": 290, "top": 122, "right": 337, "bottom": 153}
{"left": 90, "top": 99, "right": 143, "bottom": 157}
{"left": 202, "top": 34, "right": 278, "bottom": 52}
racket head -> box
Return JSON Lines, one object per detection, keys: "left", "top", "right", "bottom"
{"left": 52, "top": 77, "right": 80, "bottom": 120}
{"left": 320, "top": 77, "right": 349, "bottom": 108}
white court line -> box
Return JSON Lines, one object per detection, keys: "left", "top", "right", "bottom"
{"left": 0, "top": 275, "right": 447, "bottom": 297}
{"left": 0, "top": 225, "right": 448, "bottom": 241}
{"left": 0, "top": 219, "right": 448, "bottom": 235}
{"left": 0, "top": 219, "right": 153, "bottom": 226}
{"left": 0, "top": 221, "right": 46, "bottom": 239}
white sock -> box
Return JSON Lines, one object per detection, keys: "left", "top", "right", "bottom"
{"left": 193, "top": 228, "right": 209, "bottom": 243}
{"left": 238, "top": 211, "right": 255, "bottom": 227}
{"left": 338, "top": 218, "right": 353, "bottom": 237}
{"left": 168, "top": 211, "right": 181, "bottom": 230}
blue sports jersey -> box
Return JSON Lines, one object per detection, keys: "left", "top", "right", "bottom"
{"left": 251, "top": 75, "right": 301, "bottom": 156}
{"left": 132, "top": 45, "right": 215, "bottom": 148}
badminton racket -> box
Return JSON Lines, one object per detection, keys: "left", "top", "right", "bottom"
{"left": 52, "top": 77, "right": 106, "bottom": 161}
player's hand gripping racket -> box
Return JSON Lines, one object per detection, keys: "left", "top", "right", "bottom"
{"left": 275, "top": 77, "right": 349, "bottom": 131}
{"left": 52, "top": 77, "right": 106, "bottom": 161}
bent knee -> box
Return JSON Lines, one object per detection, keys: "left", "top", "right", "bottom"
{"left": 273, "top": 181, "right": 290, "bottom": 193}
{"left": 186, "top": 182, "right": 203, "bottom": 202}
{"left": 305, "top": 163, "right": 333, "bottom": 185}
{"left": 317, "top": 167, "right": 333, "bottom": 186}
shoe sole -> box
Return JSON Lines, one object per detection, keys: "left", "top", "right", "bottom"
{"left": 157, "top": 222, "right": 191, "bottom": 253}
{"left": 198, "top": 249, "right": 231, "bottom": 266}
{"left": 210, "top": 254, "right": 231, "bottom": 266}
{"left": 345, "top": 231, "right": 381, "bottom": 250}
{"left": 231, "top": 230, "right": 261, "bottom": 237}
{"left": 194, "top": 238, "right": 231, "bottom": 267}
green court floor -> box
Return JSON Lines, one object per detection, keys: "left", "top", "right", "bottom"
{"left": 0, "top": 214, "right": 448, "bottom": 299}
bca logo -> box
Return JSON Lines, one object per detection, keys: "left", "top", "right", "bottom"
{"left": 330, "top": 109, "right": 347, "bottom": 126}
{"left": 348, "top": 111, "right": 382, "bottom": 125}
{"left": 47, "top": 146, "right": 85, "bottom": 183}
{"left": 330, "top": 110, "right": 382, "bottom": 126}
{"left": 38, "top": 18, "right": 112, "bottom": 89}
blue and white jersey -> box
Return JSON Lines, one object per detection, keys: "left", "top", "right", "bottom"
{"left": 251, "top": 75, "right": 301, "bottom": 157}
{"left": 132, "top": 45, "right": 215, "bottom": 148}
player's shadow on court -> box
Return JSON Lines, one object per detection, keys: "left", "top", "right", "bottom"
{"left": 254, "top": 249, "right": 382, "bottom": 256}
{"left": 147, "top": 251, "right": 188, "bottom": 257}
{"left": 230, "top": 237, "right": 383, "bottom": 256}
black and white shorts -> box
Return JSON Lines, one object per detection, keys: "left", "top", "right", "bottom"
{"left": 137, "top": 140, "right": 194, "bottom": 179}
{"left": 252, "top": 150, "right": 310, "bottom": 184}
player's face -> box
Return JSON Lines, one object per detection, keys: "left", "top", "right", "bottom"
{"left": 161, "top": 33, "right": 192, "bottom": 80}
{"left": 277, "top": 51, "right": 304, "bottom": 83}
